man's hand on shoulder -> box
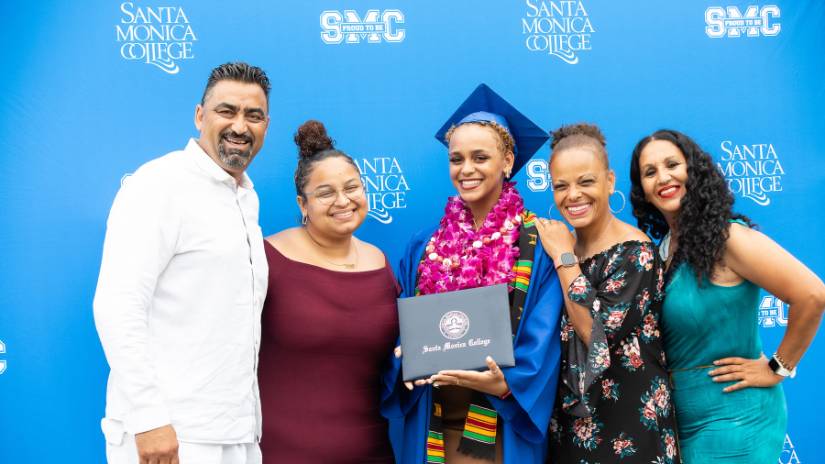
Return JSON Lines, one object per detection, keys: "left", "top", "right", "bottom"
{"left": 135, "top": 424, "right": 179, "bottom": 464}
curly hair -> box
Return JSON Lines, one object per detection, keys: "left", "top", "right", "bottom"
{"left": 444, "top": 121, "right": 515, "bottom": 157}
{"left": 629, "top": 129, "right": 754, "bottom": 281}
{"left": 550, "top": 123, "right": 608, "bottom": 168}
{"left": 293, "top": 120, "right": 358, "bottom": 198}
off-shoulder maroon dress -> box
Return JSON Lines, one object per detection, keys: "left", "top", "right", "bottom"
{"left": 258, "top": 241, "right": 398, "bottom": 463}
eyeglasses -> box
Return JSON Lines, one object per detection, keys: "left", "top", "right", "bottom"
{"left": 306, "top": 184, "right": 366, "bottom": 206}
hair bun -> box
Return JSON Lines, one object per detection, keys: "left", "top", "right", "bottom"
{"left": 551, "top": 123, "right": 606, "bottom": 150}
{"left": 294, "top": 120, "right": 334, "bottom": 158}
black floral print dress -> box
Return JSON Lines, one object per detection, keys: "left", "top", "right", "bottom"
{"left": 548, "top": 241, "right": 680, "bottom": 464}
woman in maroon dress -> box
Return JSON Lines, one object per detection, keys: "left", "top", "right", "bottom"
{"left": 258, "top": 120, "right": 398, "bottom": 463}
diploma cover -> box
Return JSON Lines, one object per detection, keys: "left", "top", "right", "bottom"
{"left": 397, "top": 283, "right": 515, "bottom": 381}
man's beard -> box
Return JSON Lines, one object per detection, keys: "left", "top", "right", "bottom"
{"left": 218, "top": 130, "right": 253, "bottom": 169}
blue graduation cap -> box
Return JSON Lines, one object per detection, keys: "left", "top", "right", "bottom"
{"left": 434, "top": 83, "right": 549, "bottom": 175}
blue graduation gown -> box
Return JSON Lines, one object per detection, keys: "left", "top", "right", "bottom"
{"left": 380, "top": 224, "right": 564, "bottom": 463}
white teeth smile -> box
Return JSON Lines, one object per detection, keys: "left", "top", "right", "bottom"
{"left": 460, "top": 180, "right": 482, "bottom": 188}
{"left": 566, "top": 204, "right": 590, "bottom": 214}
{"left": 659, "top": 186, "right": 678, "bottom": 197}
{"left": 332, "top": 210, "right": 355, "bottom": 219}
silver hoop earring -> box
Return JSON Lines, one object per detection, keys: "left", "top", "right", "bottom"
{"left": 609, "top": 190, "right": 627, "bottom": 214}
{"left": 301, "top": 215, "right": 308, "bottom": 226}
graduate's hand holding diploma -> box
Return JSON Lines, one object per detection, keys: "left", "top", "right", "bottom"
{"left": 426, "top": 356, "right": 510, "bottom": 397}
{"left": 395, "top": 345, "right": 510, "bottom": 395}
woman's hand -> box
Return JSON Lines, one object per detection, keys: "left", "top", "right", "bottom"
{"left": 709, "top": 353, "right": 784, "bottom": 392}
{"left": 427, "top": 356, "right": 509, "bottom": 397}
{"left": 535, "top": 218, "right": 577, "bottom": 262}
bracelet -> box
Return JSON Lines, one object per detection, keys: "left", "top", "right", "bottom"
{"left": 773, "top": 352, "right": 795, "bottom": 371}
{"left": 499, "top": 388, "right": 512, "bottom": 400}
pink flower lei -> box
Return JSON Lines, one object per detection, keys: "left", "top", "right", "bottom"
{"left": 417, "top": 182, "right": 525, "bottom": 295}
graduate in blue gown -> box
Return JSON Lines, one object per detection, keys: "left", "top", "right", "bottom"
{"left": 381, "top": 84, "right": 564, "bottom": 464}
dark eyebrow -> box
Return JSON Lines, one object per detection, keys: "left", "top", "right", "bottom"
{"left": 244, "top": 107, "right": 266, "bottom": 117}
{"left": 213, "top": 102, "right": 237, "bottom": 111}
{"left": 319, "top": 178, "right": 361, "bottom": 189}
{"left": 448, "top": 149, "right": 491, "bottom": 157}
{"left": 213, "top": 103, "right": 266, "bottom": 117}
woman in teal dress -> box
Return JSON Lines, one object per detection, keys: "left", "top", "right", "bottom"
{"left": 629, "top": 129, "right": 825, "bottom": 462}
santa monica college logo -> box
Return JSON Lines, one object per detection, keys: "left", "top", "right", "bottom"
{"left": 354, "top": 157, "right": 410, "bottom": 224}
{"left": 522, "top": 0, "right": 595, "bottom": 64}
{"left": 320, "top": 9, "right": 405, "bottom": 44}
{"left": 115, "top": 2, "right": 197, "bottom": 74}
{"left": 440, "top": 311, "right": 470, "bottom": 340}
{"left": 780, "top": 434, "right": 801, "bottom": 464}
{"left": 705, "top": 5, "right": 781, "bottom": 38}
{"left": 716, "top": 140, "right": 783, "bottom": 206}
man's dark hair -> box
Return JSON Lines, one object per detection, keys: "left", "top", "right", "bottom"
{"left": 200, "top": 62, "right": 271, "bottom": 106}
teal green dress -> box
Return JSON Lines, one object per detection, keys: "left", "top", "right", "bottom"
{"left": 662, "top": 263, "right": 787, "bottom": 463}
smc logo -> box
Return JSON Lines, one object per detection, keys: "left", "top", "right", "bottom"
{"left": 525, "top": 159, "right": 553, "bottom": 193}
{"left": 320, "top": 9, "right": 405, "bottom": 44}
{"left": 705, "top": 5, "right": 781, "bottom": 38}
{"left": 758, "top": 295, "right": 788, "bottom": 328}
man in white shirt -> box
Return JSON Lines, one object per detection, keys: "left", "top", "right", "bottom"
{"left": 94, "top": 62, "right": 271, "bottom": 464}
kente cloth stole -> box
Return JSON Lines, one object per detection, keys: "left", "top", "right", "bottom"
{"left": 424, "top": 211, "right": 538, "bottom": 463}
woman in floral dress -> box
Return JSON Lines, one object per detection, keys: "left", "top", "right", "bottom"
{"left": 536, "top": 124, "right": 680, "bottom": 463}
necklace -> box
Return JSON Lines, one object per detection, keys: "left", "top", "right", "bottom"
{"left": 303, "top": 227, "right": 359, "bottom": 270}
{"left": 417, "top": 182, "right": 524, "bottom": 295}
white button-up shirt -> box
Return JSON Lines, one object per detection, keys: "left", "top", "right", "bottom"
{"left": 94, "top": 139, "right": 268, "bottom": 444}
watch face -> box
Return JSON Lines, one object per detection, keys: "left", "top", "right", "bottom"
{"left": 561, "top": 252, "right": 577, "bottom": 266}
{"left": 768, "top": 357, "right": 781, "bottom": 373}
{"left": 769, "top": 357, "right": 793, "bottom": 377}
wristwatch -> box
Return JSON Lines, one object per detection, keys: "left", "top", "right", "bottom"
{"left": 555, "top": 252, "right": 578, "bottom": 269}
{"left": 768, "top": 353, "right": 796, "bottom": 378}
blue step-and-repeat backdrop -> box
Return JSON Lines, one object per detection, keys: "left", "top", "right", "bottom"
{"left": 1, "top": 1, "right": 822, "bottom": 462}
